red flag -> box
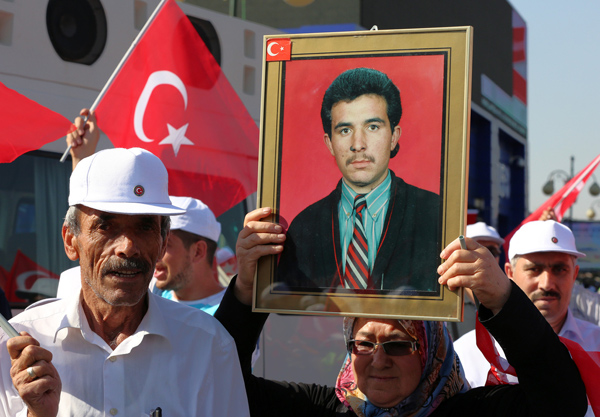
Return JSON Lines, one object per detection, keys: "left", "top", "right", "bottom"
{"left": 266, "top": 38, "right": 292, "bottom": 61}
{"left": 5, "top": 250, "right": 59, "bottom": 302}
{"left": 560, "top": 337, "right": 600, "bottom": 415}
{"left": 0, "top": 82, "right": 76, "bottom": 164}
{"left": 503, "top": 153, "right": 600, "bottom": 257}
{"left": 94, "top": 0, "right": 259, "bottom": 217}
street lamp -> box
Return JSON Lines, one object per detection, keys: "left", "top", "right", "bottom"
{"left": 542, "top": 156, "right": 600, "bottom": 225}
{"left": 542, "top": 169, "right": 571, "bottom": 195}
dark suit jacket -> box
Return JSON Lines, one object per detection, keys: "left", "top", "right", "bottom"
{"left": 276, "top": 171, "right": 440, "bottom": 293}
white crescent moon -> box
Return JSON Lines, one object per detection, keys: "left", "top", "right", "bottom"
{"left": 134, "top": 71, "right": 188, "bottom": 143}
{"left": 16, "top": 271, "right": 51, "bottom": 290}
{"left": 267, "top": 42, "right": 280, "bottom": 57}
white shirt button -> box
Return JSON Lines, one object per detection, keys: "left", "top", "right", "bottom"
{"left": 109, "top": 356, "right": 117, "bottom": 362}
{"left": 110, "top": 408, "right": 118, "bottom": 415}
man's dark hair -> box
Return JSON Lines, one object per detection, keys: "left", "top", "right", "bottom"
{"left": 320, "top": 67, "right": 402, "bottom": 158}
{"left": 173, "top": 229, "right": 218, "bottom": 265}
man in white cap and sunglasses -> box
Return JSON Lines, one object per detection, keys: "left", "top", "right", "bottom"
{"left": 455, "top": 220, "right": 600, "bottom": 414}
{"left": 0, "top": 148, "right": 249, "bottom": 417}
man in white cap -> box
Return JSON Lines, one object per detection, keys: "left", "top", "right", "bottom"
{"left": 0, "top": 148, "right": 249, "bottom": 416}
{"left": 466, "top": 222, "right": 504, "bottom": 261}
{"left": 151, "top": 196, "right": 225, "bottom": 314}
{"left": 454, "top": 220, "right": 600, "bottom": 415}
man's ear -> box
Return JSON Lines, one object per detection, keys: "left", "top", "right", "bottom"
{"left": 572, "top": 264, "right": 580, "bottom": 282}
{"left": 62, "top": 224, "right": 80, "bottom": 261}
{"left": 391, "top": 125, "right": 401, "bottom": 151}
{"left": 159, "top": 230, "right": 170, "bottom": 259}
{"left": 504, "top": 262, "right": 513, "bottom": 279}
{"left": 324, "top": 134, "right": 335, "bottom": 157}
{"left": 191, "top": 240, "right": 208, "bottom": 264}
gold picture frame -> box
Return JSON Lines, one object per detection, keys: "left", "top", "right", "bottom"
{"left": 255, "top": 26, "right": 472, "bottom": 321}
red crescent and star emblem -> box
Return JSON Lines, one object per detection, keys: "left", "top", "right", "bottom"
{"left": 266, "top": 38, "right": 291, "bottom": 62}
{"left": 134, "top": 185, "right": 145, "bottom": 197}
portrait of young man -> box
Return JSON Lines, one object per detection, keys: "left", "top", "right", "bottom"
{"left": 274, "top": 56, "right": 445, "bottom": 294}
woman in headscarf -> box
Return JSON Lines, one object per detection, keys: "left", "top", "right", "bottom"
{"left": 214, "top": 208, "right": 588, "bottom": 417}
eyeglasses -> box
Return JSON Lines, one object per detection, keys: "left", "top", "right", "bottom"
{"left": 347, "top": 339, "right": 419, "bottom": 356}
{"left": 484, "top": 246, "right": 501, "bottom": 258}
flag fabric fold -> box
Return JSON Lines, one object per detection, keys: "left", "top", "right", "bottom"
{"left": 0, "top": 82, "right": 76, "bottom": 164}
{"left": 94, "top": 0, "right": 259, "bottom": 217}
{"left": 503, "top": 153, "right": 600, "bottom": 255}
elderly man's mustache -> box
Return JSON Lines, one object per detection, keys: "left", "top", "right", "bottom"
{"left": 101, "top": 258, "right": 151, "bottom": 277}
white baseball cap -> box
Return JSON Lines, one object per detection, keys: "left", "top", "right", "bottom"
{"left": 466, "top": 222, "right": 505, "bottom": 245}
{"left": 169, "top": 196, "right": 221, "bottom": 242}
{"left": 508, "top": 220, "right": 585, "bottom": 260}
{"left": 69, "top": 148, "right": 185, "bottom": 215}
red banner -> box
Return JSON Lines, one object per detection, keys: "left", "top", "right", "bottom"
{"left": 0, "top": 82, "right": 75, "bottom": 164}
{"left": 94, "top": 0, "right": 259, "bottom": 217}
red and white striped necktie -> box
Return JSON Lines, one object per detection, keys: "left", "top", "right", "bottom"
{"left": 344, "top": 194, "right": 370, "bottom": 289}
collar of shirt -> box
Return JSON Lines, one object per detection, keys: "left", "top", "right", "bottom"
{"left": 559, "top": 308, "right": 585, "bottom": 345}
{"left": 339, "top": 171, "right": 392, "bottom": 274}
{"left": 340, "top": 170, "right": 391, "bottom": 220}
{"left": 54, "top": 290, "right": 172, "bottom": 353}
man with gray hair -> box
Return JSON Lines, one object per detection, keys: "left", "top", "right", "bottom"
{"left": 0, "top": 148, "right": 248, "bottom": 416}
{"left": 454, "top": 220, "right": 600, "bottom": 415}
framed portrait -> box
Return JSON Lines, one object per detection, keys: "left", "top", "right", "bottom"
{"left": 255, "top": 26, "right": 472, "bottom": 321}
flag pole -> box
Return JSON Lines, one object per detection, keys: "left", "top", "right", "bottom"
{"left": 60, "top": 0, "right": 169, "bottom": 163}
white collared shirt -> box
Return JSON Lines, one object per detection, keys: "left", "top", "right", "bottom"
{"left": 454, "top": 309, "right": 600, "bottom": 416}
{"left": 0, "top": 291, "right": 249, "bottom": 417}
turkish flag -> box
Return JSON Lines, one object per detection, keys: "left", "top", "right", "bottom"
{"left": 503, "top": 153, "right": 600, "bottom": 258}
{"left": 94, "top": 0, "right": 259, "bottom": 217}
{"left": 266, "top": 38, "right": 291, "bottom": 61}
{"left": 0, "top": 82, "right": 76, "bottom": 164}
{"left": 5, "top": 250, "right": 59, "bottom": 303}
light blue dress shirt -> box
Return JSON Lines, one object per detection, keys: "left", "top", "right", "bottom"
{"left": 338, "top": 170, "right": 392, "bottom": 274}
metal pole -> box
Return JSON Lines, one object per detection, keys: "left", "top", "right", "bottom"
{"left": 569, "top": 155, "right": 574, "bottom": 227}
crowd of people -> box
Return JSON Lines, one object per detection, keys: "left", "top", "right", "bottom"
{"left": 0, "top": 67, "right": 597, "bottom": 416}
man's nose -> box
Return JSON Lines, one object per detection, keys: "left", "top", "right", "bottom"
{"left": 538, "top": 270, "right": 557, "bottom": 292}
{"left": 350, "top": 130, "right": 367, "bottom": 152}
{"left": 115, "top": 233, "right": 141, "bottom": 258}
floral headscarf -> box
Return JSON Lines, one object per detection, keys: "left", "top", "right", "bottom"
{"left": 335, "top": 318, "right": 468, "bottom": 417}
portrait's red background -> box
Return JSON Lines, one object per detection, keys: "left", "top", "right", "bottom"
{"left": 278, "top": 54, "right": 445, "bottom": 227}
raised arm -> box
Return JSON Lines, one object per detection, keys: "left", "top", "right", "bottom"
{"left": 66, "top": 108, "right": 99, "bottom": 170}
{"left": 233, "top": 207, "right": 285, "bottom": 305}
{"left": 438, "top": 237, "right": 587, "bottom": 416}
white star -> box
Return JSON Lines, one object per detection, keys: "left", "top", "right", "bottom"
{"left": 159, "top": 123, "right": 194, "bottom": 156}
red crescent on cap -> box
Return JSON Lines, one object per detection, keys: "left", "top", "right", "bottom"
{"left": 133, "top": 185, "right": 145, "bottom": 197}
{"left": 551, "top": 237, "right": 558, "bottom": 244}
